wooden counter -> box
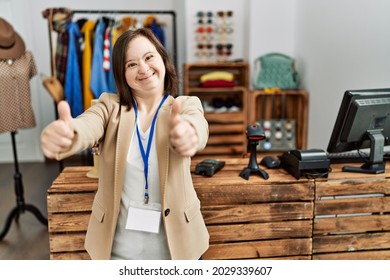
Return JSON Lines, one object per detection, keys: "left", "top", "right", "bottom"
{"left": 47, "top": 159, "right": 390, "bottom": 260}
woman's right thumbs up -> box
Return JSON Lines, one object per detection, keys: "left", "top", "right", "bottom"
{"left": 41, "top": 101, "right": 75, "bottom": 159}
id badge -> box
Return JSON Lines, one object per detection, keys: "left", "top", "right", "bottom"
{"left": 126, "top": 201, "right": 162, "bottom": 233}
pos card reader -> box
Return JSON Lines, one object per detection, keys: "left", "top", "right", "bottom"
{"left": 280, "top": 149, "right": 331, "bottom": 179}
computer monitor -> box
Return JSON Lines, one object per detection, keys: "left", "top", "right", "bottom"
{"left": 327, "top": 88, "right": 390, "bottom": 174}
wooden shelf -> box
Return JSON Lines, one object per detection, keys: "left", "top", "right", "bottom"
{"left": 183, "top": 62, "right": 249, "bottom": 155}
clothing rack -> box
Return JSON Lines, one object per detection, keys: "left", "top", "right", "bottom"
{"left": 44, "top": 9, "right": 177, "bottom": 170}
{"left": 44, "top": 8, "right": 178, "bottom": 94}
{"left": 44, "top": 8, "right": 178, "bottom": 99}
{"left": 72, "top": 9, "right": 177, "bottom": 68}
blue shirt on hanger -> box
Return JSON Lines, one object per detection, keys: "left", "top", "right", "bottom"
{"left": 151, "top": 18, "right": 165, "bottom": 47}
{"left": 64, "top": 22, "right": 83, "bottom": 118}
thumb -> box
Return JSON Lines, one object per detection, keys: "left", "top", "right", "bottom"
{"left": 57, "top": 101, "right": 73, "bottom": 124}
{"left": 170, "top": 99, "right": 182, "bottom": 126}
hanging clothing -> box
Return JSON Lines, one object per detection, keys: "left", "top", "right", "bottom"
{"left": 151, "top": 19, "right": 166, "bottom": 47}
{"left": 118, "top": 16, "right": 138, "bottom": 33}
{"left": 64, "top": 22, "right": 83, "bottom": 118}
{"left": 103, "top": 28, "right": 111, "bottom": 72}
{"left": 144, "top": 16, "right": 166, "bottom": 47}
{"left": 42, "top": 8, "right": 73, "bottom": 85}
{"left": 81, "top": 20, "right": 95, "bottom": 110}
{"left": 90, "top": 20, "right": 108, "bottom": 98}
{"left": 106, "top": 28, "right": 116, "bottom": 93}
{"left": 111, "top": 25, "right": 122, "bottom": 46}
{"left": 0, "top": 51, "right": 37, "bottom": 133}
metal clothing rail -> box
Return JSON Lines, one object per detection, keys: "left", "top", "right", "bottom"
{"left": 72, "top": 9, "right": 178, "bottom": 68}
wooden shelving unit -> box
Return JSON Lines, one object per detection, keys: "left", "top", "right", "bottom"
{"left": 183, "top": 62, "right": 249, "bottom": 155}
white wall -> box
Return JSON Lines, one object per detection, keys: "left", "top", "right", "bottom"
{"left": 295, "top": 0, "right": 390, "bottom": 150}
{"left": 248, "top": 0, "right": 296, "bottom": 86}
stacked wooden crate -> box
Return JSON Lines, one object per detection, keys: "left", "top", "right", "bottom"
{"left": 312, "top": 163, "right": 390, "bottom": 259}
{"left": 248, "top": 90, "right": 309, "bottom": 150}
{"left": 47, "top": 166, "right": 95, "bottom": 260}
{"left": 183, "top": 63, "right": 249, "bottom": 155}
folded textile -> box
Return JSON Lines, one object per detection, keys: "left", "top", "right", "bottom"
{"left": 200, "top": 71, "right": 234, "bottom": 83}
{"left": 201, "top": 80, "right": 235, "bottom": 88}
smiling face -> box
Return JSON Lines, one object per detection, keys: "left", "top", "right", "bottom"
{"left": 124, "top": 36, "right": 166, "bottom": 97}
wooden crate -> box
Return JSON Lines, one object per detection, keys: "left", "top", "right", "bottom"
{"left": 192, "top": 158, "right": 314, "bottom": 260}
{"left": 47, "top": 166, "right": 96, "bottom": 260}
{"left": 313, "top": 162, "right": 390, "bottom": 260}
{"left": 248, "top": 90, "right": 308, "bottom": 150}
{"left": 183, "top": 63, "right": 249, "bottom": 155}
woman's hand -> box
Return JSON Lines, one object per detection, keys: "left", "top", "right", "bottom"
{"left": 169, "top": 99, "right": 198, "bottom": 157}
{"left": 41, "top": 101, "right": 75, "bottom": 159}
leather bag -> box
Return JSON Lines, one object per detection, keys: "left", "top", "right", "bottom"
{"left": 41, "top": 74, "right": 64, "bottom": 104}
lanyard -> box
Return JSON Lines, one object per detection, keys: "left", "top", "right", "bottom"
{"left": 131, "top": 94, "right": 168, "bottom": 204}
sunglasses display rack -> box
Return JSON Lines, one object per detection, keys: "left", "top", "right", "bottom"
{"left": 194, "top": 10, "right": 234, "bottom": 63}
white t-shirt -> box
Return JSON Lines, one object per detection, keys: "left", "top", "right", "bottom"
{"left": 111, "top": 121, "right": 171, "bottom": 260}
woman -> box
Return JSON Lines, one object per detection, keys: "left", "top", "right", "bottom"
{"left": 41, "top": 28, "right": 210, "bottom": 260}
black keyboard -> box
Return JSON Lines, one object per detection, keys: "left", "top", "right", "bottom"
{"left": 327, "top": 151, "right": 390, "bottom": 164}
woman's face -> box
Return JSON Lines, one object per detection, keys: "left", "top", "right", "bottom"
{"left": 124, "top": 36, "right": 166, "bottom": 96}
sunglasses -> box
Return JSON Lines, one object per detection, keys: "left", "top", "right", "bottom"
{"left": 215, "top": 44, "right": 233, "bottom": 56}
{"left": 216, "top": 43, "right": 233, "bottom": 50}
{"left": 215, "top": 26, "right": 234, "bottom": 34}
{"left": 197, "top": 18, "right": 213, "bottom": 25}
{"left": 217, "top": 11, "right": 233, "bottom": 17}
{"left": 197, "top": 43, "right": 213, "bottom": 50}
{"left": 197, "top": 26, "right": 213, "bottom": 33}
{"left": 195, "top": 34, "right": 214, "bottom": 42}
{"left": 197, "top": 11, "right": 214, "bottom": 18}
{"left": 195, "top": 50, "right": 214, "bottom": 58}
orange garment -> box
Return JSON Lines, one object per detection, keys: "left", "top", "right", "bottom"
{"left": 81, "top": 20, "right": 95, "bottom": 110}
{"left": 118, "top": 16, "right": 138, "bottom": 32}
{"left": 144, "top": 15, "right": 159, "bottom": 27}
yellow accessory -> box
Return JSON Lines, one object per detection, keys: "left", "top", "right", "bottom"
{"left": 200, "top": 71, "right": 234, "bottom": 82}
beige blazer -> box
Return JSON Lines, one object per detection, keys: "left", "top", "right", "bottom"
{"left": 57, "top": 93, "right": 210, "bottom": 259}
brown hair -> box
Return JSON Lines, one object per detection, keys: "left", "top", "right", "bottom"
{"left": 112, "top": 28, "right": 178, "bottom": 110}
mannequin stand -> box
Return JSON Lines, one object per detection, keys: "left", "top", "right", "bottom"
{"left": 0, "top": 131, "right": 48, "bottom": 240}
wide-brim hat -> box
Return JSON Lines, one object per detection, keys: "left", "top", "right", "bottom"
{"left": 0, "top": 17, "right": 26, "bottom": 59}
